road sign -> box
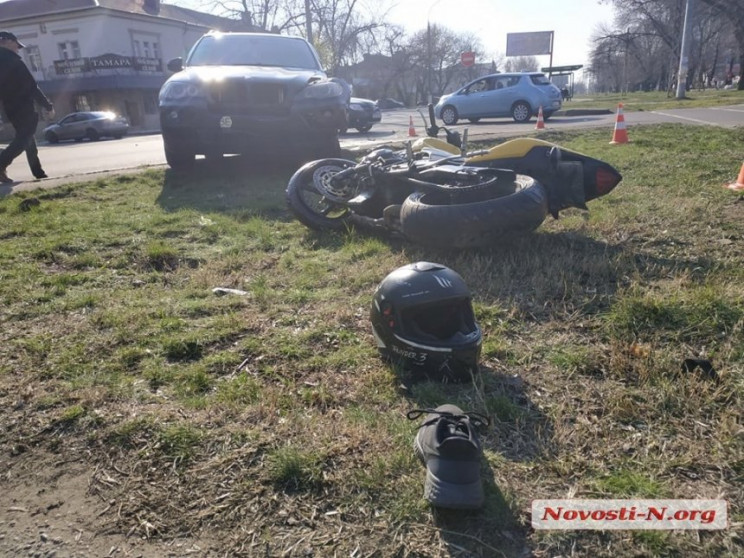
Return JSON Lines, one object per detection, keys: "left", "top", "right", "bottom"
{"left": 461, "top": 51, "right": 475, "bottom": 67}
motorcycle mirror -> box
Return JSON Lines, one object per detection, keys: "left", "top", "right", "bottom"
{"left": 460, "top": 129, "right": 468, "bottom": 157}
{"left": 428, "top": 104, "right": 437, "bottom": 126}
{"left": 405, "top": 141, "right": 414, "bottom": 164}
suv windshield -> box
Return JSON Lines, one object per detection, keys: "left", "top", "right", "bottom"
{"left": 530, "top": 74, "right": 552, "bottom": 85}
{"left": 187, "top": 34, "right": 321, "bottom": 69}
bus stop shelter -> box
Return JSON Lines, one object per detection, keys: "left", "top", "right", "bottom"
{"left": 541, "top": 64, "right": 583, "bottom": 98}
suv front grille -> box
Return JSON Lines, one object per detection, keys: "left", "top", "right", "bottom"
{"left": 207, "top": 81, "right": 286, "bottom": 111}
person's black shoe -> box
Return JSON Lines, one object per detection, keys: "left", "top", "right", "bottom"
{"left": 0, "top": 168, "right": 13, "bottom": 183}
{"left": 408, "top": 405, "right": 489, "bottom": 509}
{"left": 33, "top": 171, "right": 48, "bottom": 179}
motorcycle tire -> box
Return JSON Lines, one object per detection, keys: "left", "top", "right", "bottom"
{"left": 285, "top": 158, "right": 357, "bottom": 231}
{"left": 399, "top": 175, "right": 549, "bottom": 248}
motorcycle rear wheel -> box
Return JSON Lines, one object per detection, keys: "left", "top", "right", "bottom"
{"left": 285, "top": 158, "right": 357, "bottom": 231}
{"left": 399, "top": 175, "right": 548, "bottom": 248}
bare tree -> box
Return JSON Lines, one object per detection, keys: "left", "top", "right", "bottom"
{"left": 310, "top": 0, "right": 385, "bottom": 71}
{"left": 595, "top": 0, "right": 743, "bottom": 91}
{"left": 192, "top": 0, "right": 304, "bottom": 32}
{"left": 503, "top": 56, "right": 539, "bottom": 72}
{"left": 404, "top": 24, "right": 484, "bottom": 102}
{"left": 699, "top": 0, "right": 744, "bottom": 89}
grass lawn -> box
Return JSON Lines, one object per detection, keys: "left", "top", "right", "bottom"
{"left": 0, "top": 124, "right": 743, "bottom": 557}
{"left": 569, "top": 87, "right": 743, "bottom": 112}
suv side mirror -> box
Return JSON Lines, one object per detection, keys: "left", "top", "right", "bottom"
{"left": 167, "top": 58, "right": 183, "bottom": 73}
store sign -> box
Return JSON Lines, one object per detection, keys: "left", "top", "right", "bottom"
{"left": 53, "top": 58, "right": 88, "bottom": 75}
{"left": 133, "top": 57, "right": 162, "bottom": 72}
{"left": 89, "top": 53, "right": 133, "bottom": 69}
{"left": 53, "top": 55, "right": 162, "bottom": 75}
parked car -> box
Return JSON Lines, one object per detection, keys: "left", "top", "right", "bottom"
{"left": 158, "top": 31, "right": 348, "bottom": 170}
{"left": 434, "top": 72, "right": 562, "bottom": 124}
{"left": 343, "top": 97, "right": 382, "bottom": 133}
{"left": 376, "top": 97, "right": 405, "bottom": 109}
{"left": 43, "top": 111, "right": 129, "bottom": 143}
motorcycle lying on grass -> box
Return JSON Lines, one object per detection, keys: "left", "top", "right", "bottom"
{"left": 285, "top": 105, "right": 623, "bottom": 248}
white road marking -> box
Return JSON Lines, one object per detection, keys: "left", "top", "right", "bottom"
{"left": 650, "top": 111, "right": 718, "bottom": 125}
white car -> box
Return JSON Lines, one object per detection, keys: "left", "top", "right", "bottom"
{"left": 435, "top": 72, "right": 562, "bottom": 124}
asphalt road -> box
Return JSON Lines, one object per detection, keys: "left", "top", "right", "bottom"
{"left": 2, "top": 103, "right": 743, "bottom": 195}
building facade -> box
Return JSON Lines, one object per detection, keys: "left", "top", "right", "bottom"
{"left": 0, "top": 0, "right": 257, "bottom": 136}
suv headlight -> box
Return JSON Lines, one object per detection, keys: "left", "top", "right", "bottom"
{"left": 296, "top": 81, "right": 344, "bottom": 101}
{"left": 159, "top": 80, "right": 206, "bottom": 103}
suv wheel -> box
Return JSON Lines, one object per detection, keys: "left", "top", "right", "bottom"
{"left": 511, "top": 102, "right": 532, "bottom": 123}
{"left": 441, "top": 106, "right": 459, "bottom": 125}
{"left": 313, "top": 132, "right": 341, "bottom": 158}
{"left": 165, "top": 144, "right": 195, "bottom": 171}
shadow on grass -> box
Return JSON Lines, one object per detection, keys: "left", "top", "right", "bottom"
{"left": 155, "top": 154, "right": 295, "bottom": 216}
{"left": 155, "top": 149, "right": 361, "bottom": 216}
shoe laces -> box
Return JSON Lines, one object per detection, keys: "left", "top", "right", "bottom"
{"left": 406, "top": 408, "right": 490, "bottom": 430}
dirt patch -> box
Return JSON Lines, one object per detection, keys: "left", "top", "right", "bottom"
{"left": 1, "top": 450, "right": 215, "bottom": 558}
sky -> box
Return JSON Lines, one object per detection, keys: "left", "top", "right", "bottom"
{"left": 0, "top": 0, "right": 617, "bottom": 78}
{"left": 385, "top": 0, "right": 617, "bottom": 76}
{"left": 171, "top": 0, "right": 618, "bottom": 79}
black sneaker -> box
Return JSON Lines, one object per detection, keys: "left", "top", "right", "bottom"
{"left": 408, "top": 405, "right": 489, "bottom": 509}
{"left": 0, "top": 169, "right": 12, "bottom": 183}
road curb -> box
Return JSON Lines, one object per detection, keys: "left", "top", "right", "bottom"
{"left": 554, "top": 108, "right": 613, "bottom": 116}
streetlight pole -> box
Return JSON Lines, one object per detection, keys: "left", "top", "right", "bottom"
{"left": 305, "top": 0, "right": 313, "bottom": 44}
{"left": 427, "top": 0, "right": 444, "bottom": 105}
{"left": 675, "top": 0, "right": 694, "bottom": 99}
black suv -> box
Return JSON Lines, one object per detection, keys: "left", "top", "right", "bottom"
{"left": 159, "top": 32, "right": 348, "bottom": 169}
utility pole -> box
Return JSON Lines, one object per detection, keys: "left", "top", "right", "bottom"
{"left": 676, "top": 0, "right": 694, "bottom": 99}
{"left": 426, "top": 0, "right": 444, "bottom": 105}
{"left": 305, "top": 0, "right": 313, "bottom": 44}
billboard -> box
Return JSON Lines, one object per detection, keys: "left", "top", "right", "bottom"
{"left": 506, "top": 31, "right": 554, "bottom": 56}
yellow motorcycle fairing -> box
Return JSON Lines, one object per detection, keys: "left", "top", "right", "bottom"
{"left": 465, "top": 137, "right": 587, "bottom": 165}
{"left": 410, "top": 137, "right": 461, "bottom": 156}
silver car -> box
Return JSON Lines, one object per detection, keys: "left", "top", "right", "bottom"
{"left": 435, "top": 72, "right": 562, "bottom": 124}
{"left": 43, "top": 111, "right": 129, "bottom": 143}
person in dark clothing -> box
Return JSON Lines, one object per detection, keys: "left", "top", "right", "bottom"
{"left": 0, "top": 31, "right": 54, "bottom": 183}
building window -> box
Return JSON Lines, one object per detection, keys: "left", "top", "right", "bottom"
{"left": 58, "top": 40, "right": 81, "bottom": 60}
{"left": 23, "top": 45, "right": 43, "bottom": 73}
{"left": 131, "top": 33, "right": 161, "bottom": 60}
{"left": 74, "top": 95, "right": 91, "bottom": 112}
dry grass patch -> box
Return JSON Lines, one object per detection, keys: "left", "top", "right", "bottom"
{"left": 0, "top": 127, "right": 742, "bottom": 557}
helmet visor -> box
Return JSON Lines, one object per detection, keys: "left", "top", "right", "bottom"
{"left": 399, "top": 297, "right": 478, "bottom": 346}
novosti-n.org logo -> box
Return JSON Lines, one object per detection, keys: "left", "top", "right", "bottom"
{"left": 532, "top": 499, "right": 727, "bottom": 530}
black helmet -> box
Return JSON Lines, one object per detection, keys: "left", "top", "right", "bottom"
{"left": 370, "top": 261, "right": 482, "bottom": 382}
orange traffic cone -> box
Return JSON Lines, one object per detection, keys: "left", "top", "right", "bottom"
{"left": 408, "top": 115, "right": 417, "bottom": 137}
{"left": 535, "top": 106, "right": 545, "bottom": 130}
{"left": 725, "top": 161, "right": 744, "bottom": 191}
{"left": 610, "top": 103, "right": 629, "bottom": 144}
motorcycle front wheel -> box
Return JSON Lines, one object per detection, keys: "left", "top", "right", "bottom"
{"left": 399, "top": 175, "right": 548, "bottom": 248}
{"left": 285, "top": 158, "right": 358, "bottom": 231}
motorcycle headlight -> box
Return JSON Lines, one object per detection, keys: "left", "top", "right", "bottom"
{"left": 159, "top": 80, "right": 206, "bottom": 103}
{"left": 296, "top": 81, "right": 344, "bottom": 101}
